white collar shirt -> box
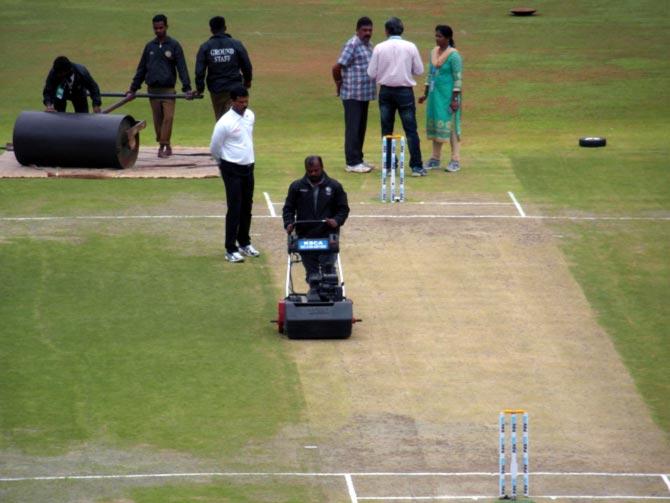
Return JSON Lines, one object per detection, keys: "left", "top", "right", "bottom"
{"left": 210, "top": 108, "right": 255, "bottom": 165}
{"left": 367, "top": 36, "right": 424, "bottom": 87}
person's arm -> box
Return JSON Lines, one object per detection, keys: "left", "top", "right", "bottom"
{"left": 209, "top": 120, "right": 227, "bottom": 162}
{"left": 450, "top": 52, "right": 462, "bottom": 112}
{"left": 79, "top": 65, "right": 102, "bottom": 111}
{"left": 411, "top": 44, "right": 424, "bottom": 77}
{"left": 237, "top": 41, "right": 253, "bottom": 88}
{"left": 331, "top": 63, "right": 344, "bottom": 96}
{"left": 418, "top": 57, "right": 432, "bottom": 104}
{"left": 174, "top": 42, "right": 192, "bottom": 94}
{"left": 333, "top": 41, "right": 353, "bottom": 96}
{"left": 43, "top": 69, "right": 56, "bottom": 110}
{"left": 331, "top": 184, "right": 350, "bottom": 227}
{"left": 282, "top": 183, "right": 298, "bottom": 232}
{"left": 128, "top": 45, "right": 148, "bottom": 94}
{"left": 194, "top": 44, "right": 207, "bottom": 95}
{"left": 367, "top": 48, "right": 378, "bottom": 80}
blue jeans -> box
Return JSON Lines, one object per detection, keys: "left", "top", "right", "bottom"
{"left": 378, "top": 86, "right": 422, "bottom": 169}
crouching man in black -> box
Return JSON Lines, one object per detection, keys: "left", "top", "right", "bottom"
{"left": 282, "top": 155, "right": 350, "bottom": 295}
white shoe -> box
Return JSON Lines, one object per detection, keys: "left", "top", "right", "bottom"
{"left": 225, "top": 251, "right": 245, "bottom": 263}
{"left": 363, "top": 160, "right": 376, "bottom": 170}
{"left": 345, "top": 163, "right": 372, "bottom": 173}
{"left": 239, "top": 244, "right": 260, "bottom": 257}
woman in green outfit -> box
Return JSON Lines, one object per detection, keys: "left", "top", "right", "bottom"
{"left": 418, "top": 25, "right": 462, "bottom": 172}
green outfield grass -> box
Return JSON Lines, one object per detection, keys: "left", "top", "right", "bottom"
{"left": 1, "top": 0, "right": 669, "bottom": 501}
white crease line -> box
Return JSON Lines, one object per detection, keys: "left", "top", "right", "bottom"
{"left": 263, "top": 191, "right": 276, "bottom": 217}
{"left": 1, "top": 215, "right": 669, "bottom": 222}
{"left": 508, "top": 191, "right": 526, "bottom": 217}
{"left": 0, "top": 472, "right": 347, "bottom": 482}
{"left": 357, "top": 202, "right": 514, "bottom": 206}
{"left": 536, "top": 497, "right": 670, "bottom": 501}
{"left": 359, "top": 497, "right": 491, "bottom": 501}
{"left": 345, "top": 474, "right": 359, "bottom": 503}
{"left": 662, "top": 474, "right": 670, "bottom": 492}
{"left": 2, "top": 471, "right": 668, "bottom": 483}
{"left": 359, "top": 498, "right": 670, "bottom": 501}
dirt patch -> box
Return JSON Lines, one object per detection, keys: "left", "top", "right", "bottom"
{"left": 253, "top": 212, "right": 670, "bottom": 487}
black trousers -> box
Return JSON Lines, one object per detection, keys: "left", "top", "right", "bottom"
{"left": 300, "top": 252, "right": 337, "bottom": 283}
{"left": 54, "top": 93, "right": 89, "bottom": 113}
{"left": 342, "top": 99, "right": 369, "bottom": 166}
{"left": 219, "top": 160, "right": 254, "bottom": 253}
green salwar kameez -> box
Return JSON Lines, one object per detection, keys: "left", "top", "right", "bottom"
{"left": 426, "top": 50, "right": 462, "bottom": 142}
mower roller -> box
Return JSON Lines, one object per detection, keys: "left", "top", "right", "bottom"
{"left": 272, "top": 220, "right": 360, "bottom": 339}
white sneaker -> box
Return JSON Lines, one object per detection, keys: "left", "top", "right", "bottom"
{"left": 345, "top": 163, "right": 372, "bottom": 173}
{"left": 239, "top": 244, "right": 260, "bottom": 257}
{"left": 363, "top": 160, "right": 376, "bottom": 170}
{"left": 225, "top": 251, "right": 245, "bottom": 263}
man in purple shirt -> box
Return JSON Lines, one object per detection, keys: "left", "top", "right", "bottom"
{"left": 332, "top": 17, "right": 376, "bottom": 174}
{"left": 367, "top": 17, "right": 426, "bottom": 176}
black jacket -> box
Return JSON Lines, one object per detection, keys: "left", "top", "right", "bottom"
{"left": 130, "top": 36, "right": 191, "bottom": 92}
{"left": 195, "top": 33, "right": 252, "bottom": 94}
{"left": 43, "top": 63, "right": 101, "bottom": 106}
{"left": 282, "top": 172, "right": 350, "bottom": 238}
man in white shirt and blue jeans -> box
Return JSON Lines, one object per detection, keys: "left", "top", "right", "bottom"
{"left": 367, "top": 17, "right": 426, "bottom": 176}
{"left": 210, "top": 86, "right": 260, "bottom": 262}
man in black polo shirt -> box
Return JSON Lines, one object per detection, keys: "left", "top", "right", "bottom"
{"left": 195, "top": 16, "right": 253, "bottom": 120}
{"left": 127, "top": 14, "right": 192, "bottom": 158}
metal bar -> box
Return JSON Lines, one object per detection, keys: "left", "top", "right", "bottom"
{"left": 100, "top": 92, "right": 203, "bottom": 99}
{"left": 101, "top": 95, "right": 136, "bottom": 114}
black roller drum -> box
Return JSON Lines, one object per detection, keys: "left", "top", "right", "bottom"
{"left": 12, "top": 111, "right": 142, "bottom": 169}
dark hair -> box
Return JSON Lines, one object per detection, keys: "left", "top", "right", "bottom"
{"left": 230, "top": 86, "right": 249, "bottom": 101}
{"left": 53, "top": 56, "right": 72, "bottom": 74}
{"left": 385, "top": 17, "right": 404, "bottom": 36}
{"left": 356, "top": 16, "right": 373, "bottom": 30}
{"left": 210, "top": 16, "right": 226, "bottom": 33}
{"left": 435, "top": 24, "right": 455, "bottom": 47}
{"left": 152, "top": 14, "right": 167, "bottom": 25}
{"left": 304, "top": 155, "right": 323, "bottom": 169}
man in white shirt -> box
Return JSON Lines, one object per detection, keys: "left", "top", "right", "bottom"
{"left": 210, "top": 86, "right": 260, "bottom": 262}
{"left": 367, "top": 17, "right": 426, "bottom": 176}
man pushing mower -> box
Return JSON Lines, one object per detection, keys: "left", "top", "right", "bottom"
{"left": 282, "top": 155, "right": 350, "bottom": 292}
{"left": 275, "top": 155, "right": 357, "bottom": 339}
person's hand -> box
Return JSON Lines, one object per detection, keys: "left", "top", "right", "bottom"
{"left": 418, "top": 95, "right": 427, "bottom": 104}
{"left": 45, "top": 104, "right": 56, "bottom": 112}
{"left": 450, "top": 96, "right": 459, "bottom": 112}
{"left": 325, "top": 218, "right": 338, "bottom": 228}
{"left": 93, "top": 106, "right": 101, "bottom": 113}
{"left": 125, "top": 90, "right": 135, "bottom": 98}
{"left": 244, "top": 80, "right": 252, "bottom": 89}
{"left": 185, "top": 90, "right": 194, "bottom": 100}
{"left": 286, "top": 223, "right": 294, "bottom": 234}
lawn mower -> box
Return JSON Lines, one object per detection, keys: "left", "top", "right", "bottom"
{"left": 272, "top": 220, "right": 360, "bottom": 339}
